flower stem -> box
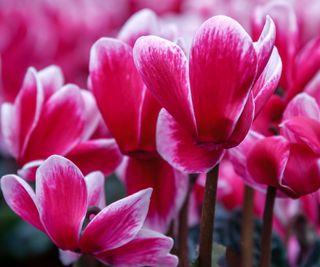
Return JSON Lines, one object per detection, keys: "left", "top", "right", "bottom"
{"left": 198, "top": 164, "right": 219, "bottom": 267}
{"left": 259, "top": 186, "right": 276, "bottom": 267}
{"left": 241, "top": 185, "right": 255, "bottom": 267}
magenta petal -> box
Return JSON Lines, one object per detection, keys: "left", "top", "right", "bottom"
{"left": 17, "top": 160, "right": 44, "bottom": 182}
{"left": 66, "top": 139, "right": 122, "bottom": 176}
{"left": 133, "top": 36, "right": 196, "bottom": 133}
{"left": 281, "top": 116, "right": 320, "bottom": 154}
{"left": 124, "top": 157, "right": 188, "bottom": 233}
{"left": 95, "top": 229, "right": 178, "bottom": 267}
{"left": 118, "top": 9, "right": 158, "bottom": 47}
{"left": 90, "top": 38, "right": 145, "bottom": 153}
{"left": 80, "top": 188, "right": 152, "bottom": 253}
{"left": 253, "top": 47, "right": 282, "bottom": 117}
{"left": 1, "top": 175, "right": 44, "bottom": 231}
{"left": 253, "top": 15, "right": 276, "bottom": 77}
{"left": 282, "top": 144, "right": 320, "bottom": 197}
{"left": 189, "top": 15, "right": 257, "bottom": 143}
{"left": 38, "top": 65, "right": 64, "bottom": 101}
{"left": 247, "top": 136, "right": 289, "bottom": 187}
{"left": 36, "top": 155, "right": 87, "bottom": 250}
{"left": 22, "top": 85, "right": 85, "bottom": 163}
{"left": 85, "top": 171, "right": 106, "bottom": 209}
{"left": 157, "top": 109, "right": 224, "bottom": 173}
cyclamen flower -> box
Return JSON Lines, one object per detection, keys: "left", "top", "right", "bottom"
{"left": 0, "top": 155, "right": 177, "bottom": 267}
{"left": 1, "top": 66, "right": 122, "bottom": 180}
{"left": 89, "top": 9, "right": 188, "bottom": 233}
{"left": 133, "top": 15, "right": 281, "bottom": 173}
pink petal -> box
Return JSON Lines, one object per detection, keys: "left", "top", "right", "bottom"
{"left": 189, "top": 15, "right": 257, "bottom": 143}
{"left": 253, "top": 47, "right": 282, "bottom": 117}
{"left": 84, "top": 171, "right": 106, "bottom": 209}
{"left": 118, "top": 9, "right": 159, "bottom": 47}
{"left": 1, "top": 175, "right": 44, "bottom": 231}
{"left": 133, "top": 35, "right": 196, "bottom": 134}
{"left": 66, "top": 139, "right": 122, "bottom": 176}
{"left": 253, "top": 15, "right": 276, "bottom": 78}
{"left": 89, "top": 38, "right": 145, "bottom": 154}
{"left": 246, "top": 136, "right": 289, "bottom": 187}
{"left": 80, "top": 188, "right": 152, "bottom": 253}
{"left": 124, "top": 156, "right": 188, "bottom": 233}
{"left": 281, "top": 116, "right": 320, "bottom": 154}
{"left": 59, "top": 250, "right": 81, "bottom": 266}
{"left": 282, "top": 143, "right": 320, "bottom": 197}
{"left": 22, "top": 85, "right": 85, "bottom": 163}
{"left": 224, "top": 93, "right": 255, "bottom": 148}
{"left": 17, "top": 160, "right": 44, "bottom": 182}
{"left": 38, "top": 65, "right": 64, "bottom": 101}
{"left": 156, "top": 109, "right": 224, "bottom": 173}
{"left": 36, "top": 155, "right": 87, "bottom": 250}
{"left": 95, "top": 229, "right": 178, "bottom": 267}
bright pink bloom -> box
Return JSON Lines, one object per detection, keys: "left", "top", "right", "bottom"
{"left": 89, "top": 10, "right": 188, "bottom": 233}
{"left": 133, "top": 15, "right": 281, "bottom": 173}
{"left": 1, "top": 155, "right": 177, "bottom": 267}
{"left": 1, "top": 66, "right": 122, "bottom": 181}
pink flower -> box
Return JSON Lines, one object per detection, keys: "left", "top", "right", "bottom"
{"left": 89, "top": 10, "right": 188, "bottom": 233}
{"left": 133, "top": 15, "right": 281, "bottom": 173}
{"left": 0, "top": 155, "right": 177, "bottom": 267}
{"left": 1, "top": 66, "right": 122, "bottom": 181}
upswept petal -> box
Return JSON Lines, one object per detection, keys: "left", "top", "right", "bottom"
{"left": 36, "top": 155, "right": 87, "bottom": 250}
{"left": 90, "top": 38, "right": 145, "bottom": 154}
{"left": 1, "top": 103, "right": 18, "bottom": 157}
{"left": 15, "top": 68, "right": 44, "bottom": 161}
{"left": 247, "top": 136, "right": 289, "bottom": 187}
{"left": 224, "top": 93, "right": 255, "bottom": 148}
{"left": 38, "top": 65, "right": 64, "bottom": 101}
{"left": 282, "top": 93, "right": 320, "bottom": 121}
{"left": 133, "top": 35, "right": 196, "bottom": 133}
{"left": 17, "top": 160, "right": 44, "bottom": 182}
{"left": 85, "top": 171, "right": 106, "bottom": 209}
{"left": 118, "top": 9, "right": 159, "bottom": 47}
{"left": 282, "top": 144, "right": 320, "bottom": 197}
{"left": 156, "top": 109, "right": 224, "bottom": 173}
{"left": 281, "top": 116, "right": 320, "bottom": 154}
{"left": 22, "top": 85, "right": 85, "bottom": 163}
{"left": 80, "top": 188, "right": 152, "bottom": 253}
{"left": 66, "top": 139, "right": 122, "bottom": 176}
{"left": 253, "top": 15, "right": 276, "bottom": 77}
{"left": 1, "top": 175, "right": 44, "bottom": 231}
{"left": 124, "top": 157, "right": 188, "bottom": 232}
{"left": 189, "top": 15, "right": 257, "bottom": 143}
{"left": 95, "top": 229, "right": 177, "bottom": 267}
{"left": 253, "top": 47, "right": 282, "bottom": 117}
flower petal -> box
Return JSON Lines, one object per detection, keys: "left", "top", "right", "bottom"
{"left": 85, "top": 171, "right": 106, "bottom": 209}
{"left": 246, "top": 136, "right": 289, "bottom": 187}
{"left": 59, "top": 250, "right": 81, "bottom": 266}
{"left": 80, "top": 188, "right": 152, "bottom": 253}
{"left": 189, "top": 15, "right": 257, "bottom": 143}
{"left": 133, "top": 35, "right": 196, "bottom": 133}
{"left": 124, "top": 156, "right": 188, "bottom": 233}
{"left": 38, "top": 65, "right": 64, "bottom": 101}
{"left": 1, "top": 175, "right": 44, "bottom": 231}
{"left": 1, "top": 103, "right": 18, "bottom": 157}
{"left": 22, "top": 85, "right": 85, "bottom": 163}
{"left": 253, "top": 47, "right": 282, "bottom": 117}
{"left": 17, "top": 160, "right": 44, "bottom": 182}
{"left": 156, "top": 109, "right": 224, "bottom": 173}
{"left": 95, "top": 229, "right": 178, "bottom": 267}
{"left": 66, "top": 139, "right": 122, "bottom": 176}
{"left": 89, "top": 38, "right": 145, "bottom": 153}
{"left": 36, "top": 155, "right": 87, "bottom": 250}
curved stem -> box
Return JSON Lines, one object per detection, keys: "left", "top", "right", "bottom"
{"left": 198, "top": 164, "right": 219, "bottom": 267}
{"left": 241, "top": 185, "right": 255, "bottom": 267}
{"left": 259, "top": 186, "right": 276, "bottom": 267}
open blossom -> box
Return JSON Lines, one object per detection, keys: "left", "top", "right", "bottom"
{"left": 1, "top": 66, "right": 122, "bottom": 181}
{"left": 89, "top": 9, "right": 188, "bottom": 233}
{"left": 0, "top": 155, "right": 177, "bottom": 267}
{"left": 133, "top": 14, "right": 281, "bottom": 173}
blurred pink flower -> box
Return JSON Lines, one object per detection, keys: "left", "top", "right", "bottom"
{"left": 1, "top": 155, "right": 177, "bottom": 267}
